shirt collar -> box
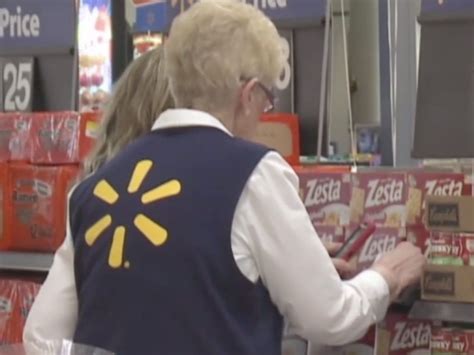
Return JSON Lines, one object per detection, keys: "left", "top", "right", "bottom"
{"left": 152, "top": 109, "right": 233, "bottom": 136}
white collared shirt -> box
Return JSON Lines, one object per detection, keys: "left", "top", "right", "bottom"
{"left": 24, "top": 109, "right": 390, "bottom": 348}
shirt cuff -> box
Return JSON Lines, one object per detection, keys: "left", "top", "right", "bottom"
{"left": 346, "top": 269, "right": 391, "bottom": 322}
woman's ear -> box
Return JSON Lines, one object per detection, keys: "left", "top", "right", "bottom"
{"left": 239, "top": 78, "right": 258, "bottom": 116}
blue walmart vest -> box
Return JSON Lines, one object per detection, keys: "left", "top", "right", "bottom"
{"left": 69, "top": 127, "right": 283, "bottom": 355}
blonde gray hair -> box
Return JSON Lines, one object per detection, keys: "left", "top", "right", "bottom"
{"left": 84, "top": 46, "right": 173, "bottom": 174}
{"left": 165, "top": 0, "right": 284, "bottom": 112}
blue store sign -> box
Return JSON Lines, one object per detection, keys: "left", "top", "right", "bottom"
{"left": 0, "top": 0, "right": 76, "bottom": 53}
{"left": 134, "top": 0, "right": 326, "bottom": 33}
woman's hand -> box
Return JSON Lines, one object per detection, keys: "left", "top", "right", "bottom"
{"left": 322, "top": 241, "right": 356, "bottom": 279}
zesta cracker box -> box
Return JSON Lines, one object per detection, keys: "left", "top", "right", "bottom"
{"left": 376, "top": 309, "right": 432, "bottom": 355}
{"left": 296, "top": 171, "right": 352, "bottom": 227}
{"left": 350, "top": 172, "right": 408, "bottom": 227}
{"left": 348, "top": 226, "right": 406, "bottom": 272}
{"left": 406, "top": 172, "right": 465, "bottom": 226}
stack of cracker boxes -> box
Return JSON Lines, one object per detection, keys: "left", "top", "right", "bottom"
{"left": 0, "top": 111, "right": 99, "bottom": 252}
{"left": 422, "top": 195, "right": 474, "bottom": 355}
{"left": 0, "top": 111, "right": 99, "bottom": 345}
{"left": 295, "top": 166, "right": 471, "bottom": 355}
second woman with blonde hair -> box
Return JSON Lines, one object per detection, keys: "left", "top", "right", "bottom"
{"left": 84, "top": 46, "right": 173, "bottom": 174}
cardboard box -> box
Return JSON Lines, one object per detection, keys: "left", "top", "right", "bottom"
{"left": 295, "top": 169, "right": 352, "bottom": 227}
{"left": 254, "top": 113, "right": 300, "bottom": 166}
{"left": 375, "top": 309, "right": 432, "bottom": 355}
{"left": 406, "top": 171, "right": 465, "bottom": 226}
{"left": 7, "top": 164, "right": 78, "bottom": 252}
{"left": 350, "top": 172, "right": 408, "bottom": 227}
{"left": 425, "top": 196, "right": 474, "bottom": 233}
{"left": 422, "top": 264, "right": 474, "bottom": 303}
{"left": 29, "top": 111, "right": 100, "bottom": 164}
{"left": 314, "top": 225, "right": 346, "bottom": 244}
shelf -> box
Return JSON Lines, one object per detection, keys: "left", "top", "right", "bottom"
{"left": 409, "top": 300, "right": 474, "bottom": 324}
{"left": 0, "top": 252, "right": 54, "bottom": 272}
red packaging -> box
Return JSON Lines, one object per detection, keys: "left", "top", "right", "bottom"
{"left": 430, "top": 328, "right": 453, "bottom": 354}
{"left": 350, "top": 172, "right": 408, "bottom": 227}
{"left": 0, "top": 113, "right": 31, "bottom": 162}
{"left": 429, "top": 231, "right": 455, "bottom": 265}
{"left": 406, "top": 172, "right": 465, "bottom": 226}
{"left": 0, "top": 164, "right": 12, "bottom": 251}
{"left": 376, "top": 309, "right": 432, "bottom": 354}
{"left": 314, "top": 225, "right": 346, "bottom": 244}
{"left": 295, "top": 168, "right": 352, "bottom": 227}
{"left": 29, "top": 111, "right": 100, "bottom": 164}
{"left": 406, "top": 226, "right": 431, "bottom": 257}
{"left": 350, "top": 226, "right": 405, "bottom": 272}
{"left": 7, "top": 164, "right": 78, "bottom": 252}
{"left": 452, "top": 233, "right": 474, "bottom": 266}
{"left": 0, "top": 279, "right": 40, "bottom": 345}
{"left": 0, "top": 280, "right": 18, "bottom": 345}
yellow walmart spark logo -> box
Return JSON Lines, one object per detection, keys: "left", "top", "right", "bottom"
{"left": 85, "top": 160, "right": 182, "bottom": 269}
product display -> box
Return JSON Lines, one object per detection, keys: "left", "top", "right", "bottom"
{"left": 350, "top": 171, "right": 408, "bottom": 227}
{"left": 0, "top": 113, "right": 31, "bottom": 162}
{"left": 431, "top": 327, "right": 474, "bottom": 355}
{"left": 375, "top": 308, "right": 433, "bottom": 355}
{"left": 29, "top": 112, "right": 100, "bottom": 165}
{"left": 0, "top": 0, "right": 472, "bottom": 351}
{"left": 406, "top": 172, "right": 465, "bottom": 226}
{"left": 0, "top": 279, "right": 40, "bottom": 345}
{"left": 0, "top": 164, "right": 79, "bottom": 252}
{"left": 422, "top": 196, "right": 474, "bottom": 304}
{"left": 349, "top": 226, "right": 405, "bottom": 272}
{"left": 296, "top": 169, "right": 352, "bottom": 227}
{"left": 0, "top": 112, "right": 100, "bottom": 165}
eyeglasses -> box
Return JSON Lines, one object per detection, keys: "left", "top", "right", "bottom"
{"left": 256, "top": 82, "right": 276, "bottom": 113}
{"left": 241, "top": 78, "right": 276, "bottom": 113}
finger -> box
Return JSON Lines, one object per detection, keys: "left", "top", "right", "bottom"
{"left": 332, "top": 258, "right": 356, "bottom": 275}
{"left": 323, "top": 241, "right": 342, "bottom": 256}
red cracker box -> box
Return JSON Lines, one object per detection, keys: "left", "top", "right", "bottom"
{"left": 431, "top": 328, "right": 474, "bottom": 355}
{"left": 314, "top": 225, "right": 346, "bottom": 244}
{"left": 406, "top": 171, "right": 465, "bottom": 226}
{"left": 430, "top": 327, "right": 453, "bottom": 354}
{"left": 347, "top": 225, "right": 406, "bottom": 272}
{"left": 7, "top": 164, "right": 78, "bottom": 252}
{"left": 0, "top": 164, "right": 12, "bottom": 251}
{"left": 451, "top": 233, "right": 474, "bottom": 266}
{"left": 350, "top": 172, "right": 408, "bottom": 227}
{"left": 29, "top": 111, "right": 100, "bottom": 164}
{"left": 0, "top": 279, "right": 40, "bottom": 345}
{"left": 375, "top": 309, "right": 432, "bottom": 355}
{"left": 295, "top": 168, "right": 352, "bottom": 227}
{"left": 0, "top": 113, "right": 31, "bottom": 162}
{"left": 406, "top": 226, "right": 431, "bottom": 257}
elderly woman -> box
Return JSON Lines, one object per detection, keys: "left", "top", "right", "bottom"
{"left": 24, "top": 1, "right": 425, "bottom": 354}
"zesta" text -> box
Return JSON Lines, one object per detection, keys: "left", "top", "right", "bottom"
{"left": 304, "top": 179, "right": 341, "bottom": 206}
{"left": 366, "top": 179, "right": 404, "bottom": 208}
{"left": 390, "top": 322, "right": 431, "bottom": 351}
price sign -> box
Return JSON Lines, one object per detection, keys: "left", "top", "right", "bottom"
{"left": 0, "top": 57, "right": 34, "bottom": 112}
{"left": 274, "top": 30, "right": 294, "bottom": 113}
